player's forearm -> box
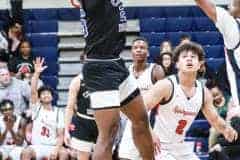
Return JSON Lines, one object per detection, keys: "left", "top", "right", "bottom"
{"left": 31, "top": 72, "right": 40, "bottom": 103}
{"left": 194, "top": 0, "right": 217, "bottom": 22}
{"left": 210, "top": 115, "right": 227, "bottom": 134}
{"left": 65, "top": 105, "right": 74, "bottom": 131}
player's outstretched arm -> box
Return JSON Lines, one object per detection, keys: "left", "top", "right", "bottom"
{"left": 195, "top": 0, "right": 217, "bottom": 22}
{"left": 31, "top": 57, "right": 47, "bottom": 105}
{"left": 202, "top": 88, "right": 238, "bottom": 142}
{"left": 143, "top": 79, "right": 172, "bottom": 110}
{"left": 64, "top": 76, "right": 80, "bottom": 145}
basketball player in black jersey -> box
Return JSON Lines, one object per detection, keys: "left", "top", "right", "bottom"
{"left": 78, "top": 0, "right": 154, "bottom": 160}
{"left": 65, "top": 74, "right": 97, "bottom": 160}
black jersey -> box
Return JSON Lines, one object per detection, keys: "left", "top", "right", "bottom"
{"left": 80, "top": 0, "right": 127, "bottom": 59}
{"left": 76, "top": 79, "right": 94, "bottom": 118}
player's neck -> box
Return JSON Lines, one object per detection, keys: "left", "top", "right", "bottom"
{"left": 42, "top": 103, "right": 53, "bottom": 110}
{"left": 133, "top": 61, "right": 147, "bottom": 72}
{"left": 177, "top": 72, "right": 196, "bottom": 88}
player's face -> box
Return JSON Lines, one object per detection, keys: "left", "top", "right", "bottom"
{"left": 176, "top": 51, "right": 202, "bottom": 73}
{"left": 131, "top": 40, "right": 148, "bottom": 63}
{"left": 40, "top": 90, "right": 53, "bottom": 104}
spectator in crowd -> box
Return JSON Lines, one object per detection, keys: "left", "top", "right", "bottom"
{"left": 155, "top": 51, "right": 175, "bottom": 76}
{"left": 8, "top": 40, "right": 34, "bottom": 78}
{"left": 0, "top": 49, "right": 9, "bottom": 63}
{"left": 0, "top": 64, "right": 31, "bottom": 115}
{"left": 0, "top": 99, "right": 26, "bottom": 160}
{"left": 21, "top": 57, "right": 68, "bottom": 160}
{"left": 160, "top": 40, "right": 173, "bottom": 53}
{"left": 197, "top": 62, "right": 216, "bottom": 84}
{"left": 180, "top": 33, "right": 191, "bottom": 44}
{"left": 0, "top": 20, "right": 23, "bottom": 59}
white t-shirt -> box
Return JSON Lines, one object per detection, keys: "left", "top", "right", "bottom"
{"left": 30, "top": 103, "right": 64, "bottom": 146}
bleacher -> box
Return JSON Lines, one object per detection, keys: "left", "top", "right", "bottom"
{"left": 0, "top": 2, "right": 229, "bottom": 159}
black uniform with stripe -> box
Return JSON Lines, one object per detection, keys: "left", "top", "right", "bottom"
{"left": 70, "top": 79, "right": 98, "bottom": 143}
{"left": 80, "top": 0, "right": 140, "bottom": 110}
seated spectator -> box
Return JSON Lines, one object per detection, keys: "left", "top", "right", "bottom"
{"left": 0, "top": 20, "right": 23, "bottom": 59}
{"left": 0, "top": 64, "right": 31, "bottom": 115}
{"left": 160, "top": 40, "right": 172, "bottom": 53}
{"left": 197, "top": 62, "right": 216, "bottom": 84}
{"left": 0, "top": 99, "right": 26, "bottom": 160}
{"left": 155, "top": 52, "right": 175, "bottom": 76}
{"left": 179, "top": 33, "right": 191, "bottom": 44}
{"left": 0, "top": 49, "right": 9, "bottom": 63}
{"left": 21, "top": 57, "right": 68, "bottom": 160}
{"left": 8, "top": 40, "right": 34, "bottom": 78}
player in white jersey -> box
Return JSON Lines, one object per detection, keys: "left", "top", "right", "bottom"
{"left": 0, "top": 99, "right": 25, "bottom": 160}
{"left": 119, "top": 37, "right": 165, "bottom": 160}
{"left": 21, "top": 57, "right": 69, "bottom": 160}
{"left": 143, "top": 42, "right": 238, "bottom": 160}
{"left": 194, "top": 0, "right": 240, "bottom": 107}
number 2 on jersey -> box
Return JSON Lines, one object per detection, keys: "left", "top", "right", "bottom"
{"left": 41, "top": 126, "right": 50, "bottom": 137}
{"left": 176, "top": 120, "right": 187, "bottom": 135}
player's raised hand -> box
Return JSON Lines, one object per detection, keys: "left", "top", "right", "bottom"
{"left": 34, "top": 57, "right": 48, "bottom": 74}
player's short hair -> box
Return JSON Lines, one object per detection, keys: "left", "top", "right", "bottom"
{"left": 173, "top": 42, "right": 205, "bottom": 62}
{"left": 132, "top": 37, "right": 149, "bottom": 47}
{"left": 37, "top": 85, "right": 54, "bottom": 98}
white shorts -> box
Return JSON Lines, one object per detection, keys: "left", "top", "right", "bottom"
{"left": 118, "top": 120, "right": 140, "bottom": 160}
{"left": 29, "top": 145, "right": 56, "bottom": 159}
{"left": 155, "top": 150, "right": 199, "bottom": 160}
{"left": 0, "top": 145, "right": 23, "bottom": 160}
{"left": 83, "top": 59, "right": 139, "bottom": 110}
{"left": 70, "top": 137, "right": 94, "bottom": 153}
{"left": 155, "top": 142, "right": 199, "bottom": 160}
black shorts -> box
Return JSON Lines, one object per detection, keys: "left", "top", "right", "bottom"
{"left": 69, "top": 114, "right": 98, "bottom": 152}
{"left": 82, "top": 58, "right": 140, "bottom": 110}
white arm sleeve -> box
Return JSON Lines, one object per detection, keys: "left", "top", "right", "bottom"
{"left": 215, "top": 7, "right": 240, "bottom": 49}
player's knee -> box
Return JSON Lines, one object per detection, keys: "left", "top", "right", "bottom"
{"left": 132, "top": 112, "right": 149, "bottom": 129}
{"left": 99, "top": 121, "right": 119, "bottom": 146}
